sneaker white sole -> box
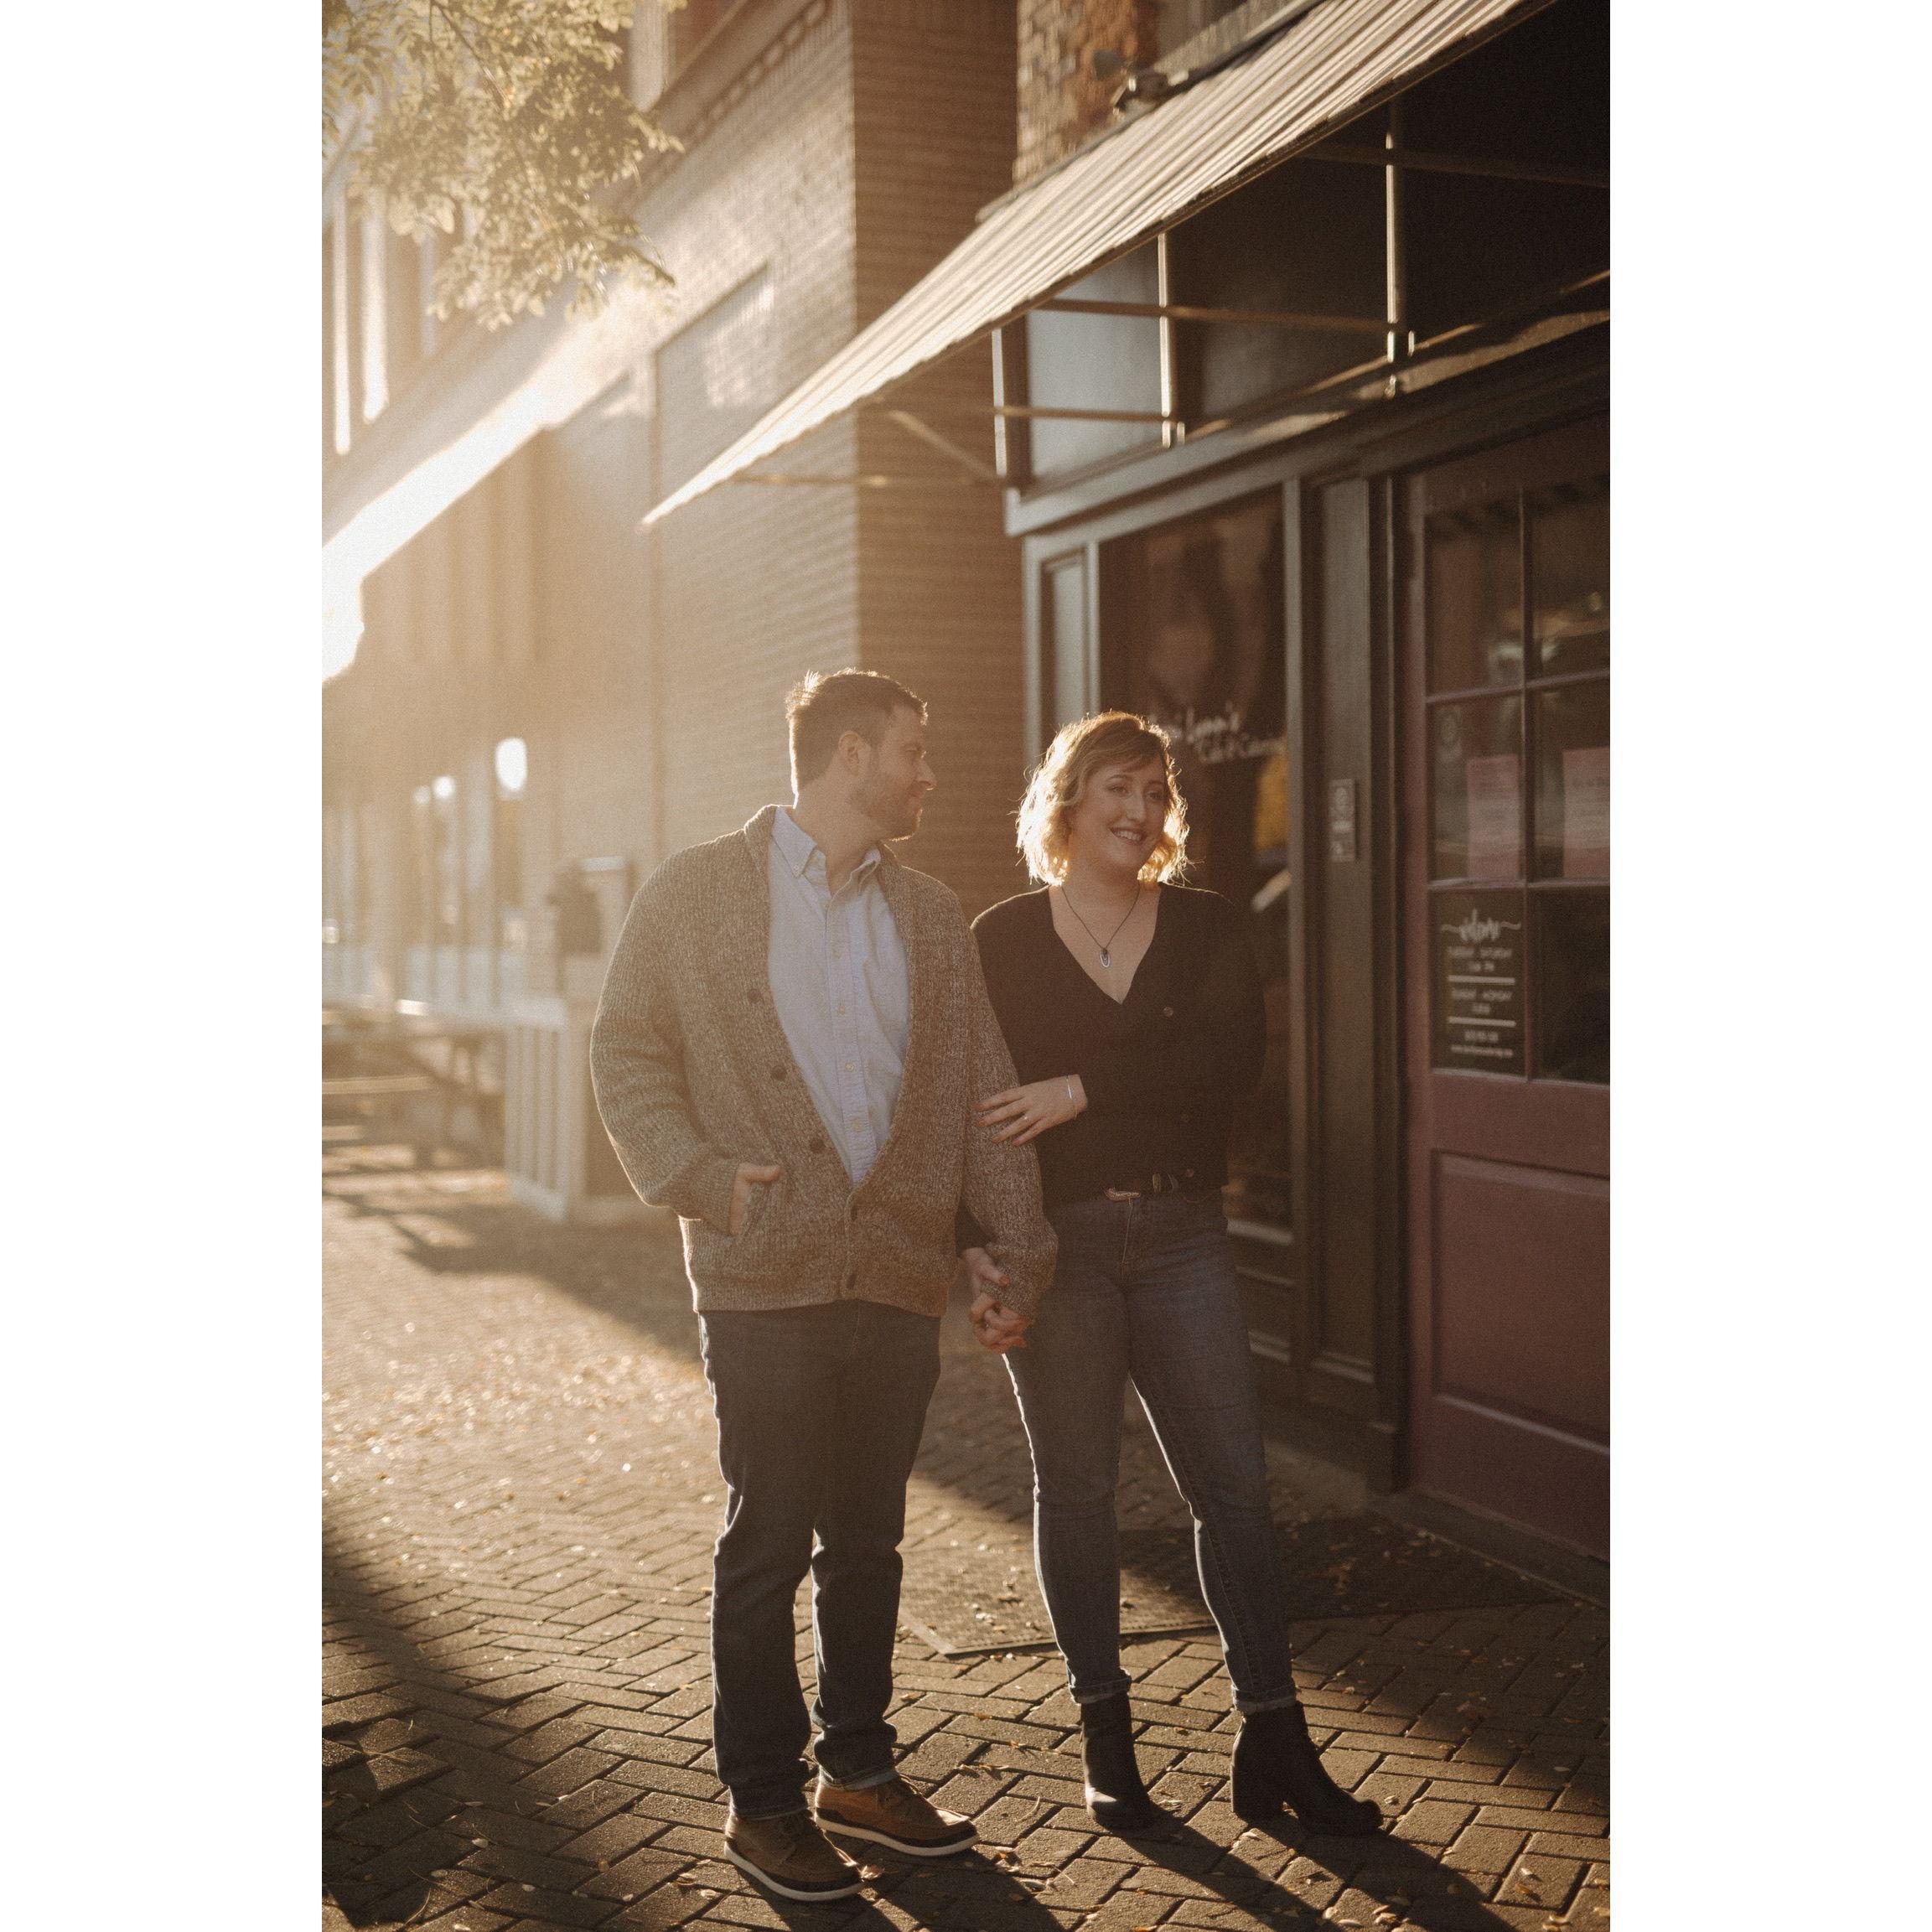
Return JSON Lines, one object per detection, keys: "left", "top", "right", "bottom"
{"left": 723, "top": 1843, "right": 864, "bottom": 1901}
{"left": 814, "top": 1815, "right": 977, "bottom": 1858}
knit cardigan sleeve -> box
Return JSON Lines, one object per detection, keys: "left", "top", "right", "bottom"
{"left": 589, "top": 867, "right": 741, "bottom": 1232}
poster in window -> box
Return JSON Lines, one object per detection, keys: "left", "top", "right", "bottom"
{"left": 1432, "top": 889, "right": 1526, "bottom": 1075}
{"left": 1562, "top": 744, "right": 1610, "bottom": 878}
{"left": 1465, "top": 753, "right": 1521, "bottom": 879}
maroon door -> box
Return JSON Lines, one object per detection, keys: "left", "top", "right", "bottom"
{"left": 1401, "top": 416, "right": 1609, "bottom": 1557}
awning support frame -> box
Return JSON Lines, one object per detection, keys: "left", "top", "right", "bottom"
{"left": 1038, "top": 297, "right": 1389, "bottom": 334}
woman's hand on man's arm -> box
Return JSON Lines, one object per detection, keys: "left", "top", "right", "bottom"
{"left": 976, "top": 1074, "right": 1087, "bottom": 1146}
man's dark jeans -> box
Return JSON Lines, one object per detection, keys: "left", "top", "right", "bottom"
{"left": 698, "top": 1298, "right": 941, "bottom": 1819}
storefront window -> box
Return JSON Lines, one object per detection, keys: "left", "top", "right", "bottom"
{"left": 1532, "top": 476, "right": 1610, "bottom": 676}
{"left": 1427, "top": 499, "right": 1520, "bottom": 691}
{"left": 1422, "top": 436, "right": 1608, "bottom": 1085}
{"left": 1101, "top": 491, "right": 1291, "bottom": 1225}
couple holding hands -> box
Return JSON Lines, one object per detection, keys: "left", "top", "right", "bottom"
{"left": 591, "top": 669, "right": 1377, "bottom": 1904}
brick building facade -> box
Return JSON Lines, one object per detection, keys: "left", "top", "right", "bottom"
{"left": 324, "top": 1, "right": 1027, "bottom": 1217}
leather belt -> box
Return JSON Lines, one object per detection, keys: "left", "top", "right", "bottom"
{"left": 1101, "top": 1170, "right": 1208, "bottom": 1199}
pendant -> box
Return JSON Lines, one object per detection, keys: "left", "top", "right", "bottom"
{"left": 1100, "top": 949, "right": 1111, "bottom": 966}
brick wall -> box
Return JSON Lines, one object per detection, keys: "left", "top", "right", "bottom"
{"left": 641, "top": 0, "right": 864, "bottom": 858}
{"left": 852, "top": 0, "right": 1029, "bottom": 918}
{"left": 1015, "top": 0, "right": 1158, "bottom": 184}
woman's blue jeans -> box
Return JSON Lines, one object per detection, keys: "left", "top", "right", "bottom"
{"left": 1007, "top": 1192, "right": 1302, "bottom": 1714}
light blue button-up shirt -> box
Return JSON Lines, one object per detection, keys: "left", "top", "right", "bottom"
{"left": 766, "top": 807, "right": 910, "bottom": 1187}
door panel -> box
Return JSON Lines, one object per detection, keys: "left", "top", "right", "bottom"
{"left": 1403, "top": 413, "right": 1609, "bottom": 1557}
{"left": 1432, "top": 1154, "right": 1608, "bottom": 1435}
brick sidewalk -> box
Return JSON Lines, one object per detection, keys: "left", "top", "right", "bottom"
{"left": 324, "top": 1151, "right": 1608, "bottom": 1932}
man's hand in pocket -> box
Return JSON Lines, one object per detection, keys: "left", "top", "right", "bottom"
{"left": 728, "top": 1162, "right": 783, "bottom": 1235}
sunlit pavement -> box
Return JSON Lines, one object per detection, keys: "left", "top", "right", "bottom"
{"left": 324, "top": 1148, "right": 1608, "bottom": 1932}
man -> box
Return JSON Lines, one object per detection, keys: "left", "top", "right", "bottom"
{"left": 590, "top": 669, "right": 1054, "bottom": 1903}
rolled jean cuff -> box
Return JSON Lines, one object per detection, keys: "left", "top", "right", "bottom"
{"left": 820, "top": 1764, "right": 899, "bottom": 1791}
{"left": 1070, "top": 1676, "right": 1133, "bottom": 1707}
{"left": 1233, "top": 1687, "right": 1303, "bottom": 1717}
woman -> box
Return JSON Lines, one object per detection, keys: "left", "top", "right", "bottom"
{"left": 962, "top": 712, "right": 1378, "bottom": 1840}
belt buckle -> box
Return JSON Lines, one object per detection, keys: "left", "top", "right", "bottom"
{"left": 1103, "top": 1186, "right": 1141, "bottom": 1201}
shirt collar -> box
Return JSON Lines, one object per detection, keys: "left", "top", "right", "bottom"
{"left": 773, "top": 806, "right": 882, "bottom": 884}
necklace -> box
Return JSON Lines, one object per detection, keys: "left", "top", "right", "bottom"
{"left": 1059, "top": 883, "right": 1142, "bottom": 968}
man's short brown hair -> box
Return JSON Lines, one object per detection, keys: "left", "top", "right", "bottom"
{"left": 785, "top": 668, "right": 926, "bottom": 790}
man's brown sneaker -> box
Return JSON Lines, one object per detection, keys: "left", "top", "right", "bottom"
{"left": 723, "top": 1809, "right": 864, "bottom": 1901}
{"left": 814, "top": 1775, "right": 976, "bottom": 1857}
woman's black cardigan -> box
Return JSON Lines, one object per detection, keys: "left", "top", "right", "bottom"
{"left": 964, "top": 883, "right": 1266, "bottom": 1217}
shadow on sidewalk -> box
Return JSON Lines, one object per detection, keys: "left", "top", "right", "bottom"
{"left": 324, "top": 1521, "right": 559, "bottom": 1927}
{"left": 1125, "top": 1811, "right": 1520, "bottom": 1931}
{"left": 323, "top": 1519, "right": 1073, "bottom": 1932}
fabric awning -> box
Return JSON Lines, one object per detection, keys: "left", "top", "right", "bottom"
{"left": 643, "top": 0, "right": 1544, "bottom": 526}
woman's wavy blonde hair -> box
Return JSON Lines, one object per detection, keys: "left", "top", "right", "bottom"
{"left": 1016, "top": 711, "right": 1191, "bottom": 886}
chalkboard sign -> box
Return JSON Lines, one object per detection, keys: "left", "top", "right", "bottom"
{"left": 1432, "top": 889, "right": 1525, "bottom": 1074}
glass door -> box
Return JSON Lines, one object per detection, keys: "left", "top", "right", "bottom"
{"left": 1403, "top": 414, "right": 1609, "bottom": 1556}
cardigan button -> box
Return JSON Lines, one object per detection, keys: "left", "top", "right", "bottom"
{"left": 747, "top": 987, "right": 763, "bottom": 1002}
{"left": 1163, "top": 1005, "right": 1174, "bottom": 1017}
{"left": 844, "top": 1272, "right": 857, "bottom": 1292}
{"left": 771, "top": 1064, "right": 787, "bottom": 1080}
{"left": 809, "top": 1136, "right": 826, "bottom": 1155}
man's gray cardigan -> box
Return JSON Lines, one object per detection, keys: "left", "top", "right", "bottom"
{"left": 589, "top": 805, "right": 1056, "bottom": 1321}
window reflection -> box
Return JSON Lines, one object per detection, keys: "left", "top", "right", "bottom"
{"left": 1531, "top": 477, "right": 1609, "bottom": 676}
{"left": 1427, "top": 499, "right": 1520, "bottom": 691}
{"left": 1536, "top": 890, "right": 1609, "bottom": 1083}
{"left": 1432, "top": 696, "right": 1522, "bottom": 881}
{"left": 1106, "top": 493, "right": 1290, "bottom": 1226}
{"left": 1533, "top": 684, "right": 1609, "bottom": 879}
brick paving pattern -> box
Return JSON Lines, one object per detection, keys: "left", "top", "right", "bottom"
{"left": 324, "top": 1150, "right": 1608, "bottom": 1932}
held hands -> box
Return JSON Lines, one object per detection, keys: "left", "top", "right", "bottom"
{"left": 977, "top": 1073, "right": 1087, "bottom": 1147}
{"left": 962, "top": 1247, "right": 1032, "bottom": 1354}
{"left": 728, "top": 1162, "right": 783, "bottom": 1235}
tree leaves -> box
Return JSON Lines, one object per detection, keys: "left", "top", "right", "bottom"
{"left": 324, "top": 2, "right": 682, "bottom": 329}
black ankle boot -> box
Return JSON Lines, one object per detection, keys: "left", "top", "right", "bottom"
{"left": 1080, "top": 1692, "right": 1163, "bottom": 1832}
{"left": 1230, "top": 1703, "right": 1381, "bottom": 1836}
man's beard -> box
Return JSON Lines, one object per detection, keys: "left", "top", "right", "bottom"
{"left": 857, "top": 770, "right": 924, "bottom": 840}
